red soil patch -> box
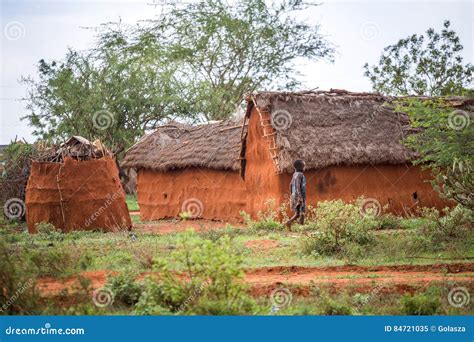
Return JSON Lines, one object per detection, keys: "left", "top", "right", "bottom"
{"left": 37, "top": 271, "right": 115, "bottom": 296}
{"left": 36, "top": 263, "right": 474, "bottom": 298}
{"left": 245, "top": 264, "right": 474, "bottom": 295}
{"left": 245, "top": 239, "right": 280, "bottom": 251}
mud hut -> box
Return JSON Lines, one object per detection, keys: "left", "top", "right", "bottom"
{"left": 241, "top": 90, "right": 466, "bottom": 216}
{"left": 25, "top": 136, "right": 132, "bottom": 233}
{"left": 122, "top": 121, "right": 247, "bottom": 221}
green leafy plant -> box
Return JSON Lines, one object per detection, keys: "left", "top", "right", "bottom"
{"left": 401, "top": 293, "right": 441, "bottom": 315}
{"left": 394, "top": 97, "right": 473, "bottom": 210}
{"left": 35, "top": 222, "right": 57, "bottom": 234}
{"left": 375, "top": 214, "right": 402, "bottom": 230}
{"left": 419, "top": 205, "right": 473, "bottom": 242}
{"left": 135, "top": 231, "right": 256, "bottom": 315}
{"left": 241, "top": 199, "right": 283, "bottom": 231}
{"left": 107, "top": 272, "right": 143, "bottom": 307}
{"left": 0, "top": 238, "right": 40, "bottom": 315}
{"left": 26, "top": 244, "right": 75, "bottom": 278}
{"left": 179, "top": 211, "right": 192, "bottom": 221}
{"left": 301, "top": 199, "right": 377, "bottom": 256}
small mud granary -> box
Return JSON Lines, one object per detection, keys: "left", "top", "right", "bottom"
{"left": 26, "top": 136, "right": 132, "bottom": 232}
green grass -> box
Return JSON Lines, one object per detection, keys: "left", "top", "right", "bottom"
{"left": 2, "top": 214, "right": 473, "bottom": 316}
{"left": 126, "top": 194, "right": 139, "bottom": 211}
{"left": 4, "top": 222, "right": 473, "bottom": 275}
{"left": 264, "top": 284, "right": 473, "bottom": 315}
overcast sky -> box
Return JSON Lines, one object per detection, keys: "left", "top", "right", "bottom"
{"left": 1, "top": 0, "right": 472, "bottom": 144}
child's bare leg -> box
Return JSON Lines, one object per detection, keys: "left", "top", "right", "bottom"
{"left": 285, "top": 213, "right": 299, "bottom": 231}
{"left": 298, "top": 213, "right": 305, "bottom": 225}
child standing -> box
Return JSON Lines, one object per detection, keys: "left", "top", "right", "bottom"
{"left": 285, "top": 159, "right": 306, "bottom": 230}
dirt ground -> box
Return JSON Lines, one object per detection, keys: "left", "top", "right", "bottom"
{"left": 245, "top": 239, "right": 280, "bottom": 251}
{"left": 33, "top": 217, "right": 473, "bottom": 304}
{"left": 37, "top": 263, "right": 474, "bottom": 297}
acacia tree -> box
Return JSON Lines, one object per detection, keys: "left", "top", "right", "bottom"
{"left": 142, "top": 0, "right": 334, "bottom": 120}
{"left": 21, "top": 31, "right": 183, "bottom": 151}
{"left": 22, "top": 0, "right": 334, "bottom": 150}
{"left": 364, "top": 21, "right": 473, "bottom": 96}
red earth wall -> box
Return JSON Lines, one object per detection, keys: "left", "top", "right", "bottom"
{"left": 278, "top": 164, "right": 450, "bottom": 216}
{"left": 26, "top": 157, "right": 132, "bottom": 233}
{"left": 244, "top": 107, "right": 283, "bottom": 218}
{"left": 137, "top": 168, "right": 247, "bottom": 222}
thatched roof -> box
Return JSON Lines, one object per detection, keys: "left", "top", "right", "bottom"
{"left": 122, "top": 121, "right": 243, "bottom": 171}
{"left": 246, "top": 89, "right": 473, "bottom": 173}
{"left": 35, "top": 136, "right": 110, "bottom": 163}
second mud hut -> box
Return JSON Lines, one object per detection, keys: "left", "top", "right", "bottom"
{"left": 122, "top": 121, "right": 247, "bottom": 221}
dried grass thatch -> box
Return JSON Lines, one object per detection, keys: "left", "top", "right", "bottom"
{"left": 35, "top": 136, "right": 110, "bottom": 163}
{"left": 246, "top": 89, "right": 473, "bottom": 173}
{"left": 122, "top": 120, "right": 243, "bottom": 171}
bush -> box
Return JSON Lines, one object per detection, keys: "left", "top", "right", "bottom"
{"left": 310, "top": 288, "right": 353, "bottom": 315}
{"left": 0, "top": 238, "right": 40, "bottom": 315}
{"left": 35, "top": 222, "right": 57, "bottom": 235}
{"left": 420, "top": 205, "right": 473, "bottom": 241}
{"left": 26, "top": 244, "right": 75, "bottom": 277}
{"left": 107, "top": 273, "right": 143, "bottom": 307}
{"left": 34, "top": 222, "right": 65, "bottom": 242}
{"left": 135, "top": 231, "right": 256, "bottom": 315}
{"left": 241, "top": 199, "right": 283, "bottom": 231}
{"left": 133, "top": 293, "right": 171, "bottom": 315}
{"left": 401, "top": 293, "right": 441, "bottom": 315}
{"left": 0, "top": 142, "right": 38, "bottom": 217}
{"left": 301, "top": 200, "right": 377, "bottom": 257}
{"left": 321, "top": 297, "right": 353, "bottom": 315}
{"left": 375, "top": 214, "right": 401, "bottom": 230}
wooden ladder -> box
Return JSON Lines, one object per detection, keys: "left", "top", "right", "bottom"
{"left": 239, "top": 114, "right": 249, "bottom": 179}
{"left": 252, "top": 97, "right": 282, "bottom": 174}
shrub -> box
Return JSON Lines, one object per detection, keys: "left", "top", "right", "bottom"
{"left": 401, "top": 293, "right": 441, "bottom": 315}
{"left": 107, "top": 273, "right": 143, "bottom": 307}
{"left": 190, "top": 297, "right": 257, "bottom": 315}
{"left": 321, "top": 298, "right": 353, "bottom": 315}
{"left": 0, "top": 238, "right": 40, "bottom": 315}
{"left": 26, "top": 244, "right": 75, "bottom": 277}
{"left": 375, "top": 214, "right": 401, "bottom": 230}
{"left": 133, "top": 293, "right": 171, "bottom": 315}
{"left": 241, "top": 199, "right": 283, "bottom": 231}
{"left": 314, "top": 290, "right": 353, "bottom": 315}
{"left": 301, "top": 200, "right": 377, "bottom": 256}
{"left": 136, "top": 231, "right": 256, "bottom": 315}
{"left": 35, "top": 222, "right": 64, "bottom": 242}
{"left": 420, "top": 205, "right": 473, "bottom": 241}
{"left": 35, "top": 222, "right": 57, "bottom": 235}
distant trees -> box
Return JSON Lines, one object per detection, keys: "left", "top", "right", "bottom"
{"left": 364, "top": 21, "right": 473, "bottom": 96}
{"left": 22, "top": 0, "right": 334, "bottom": 151}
